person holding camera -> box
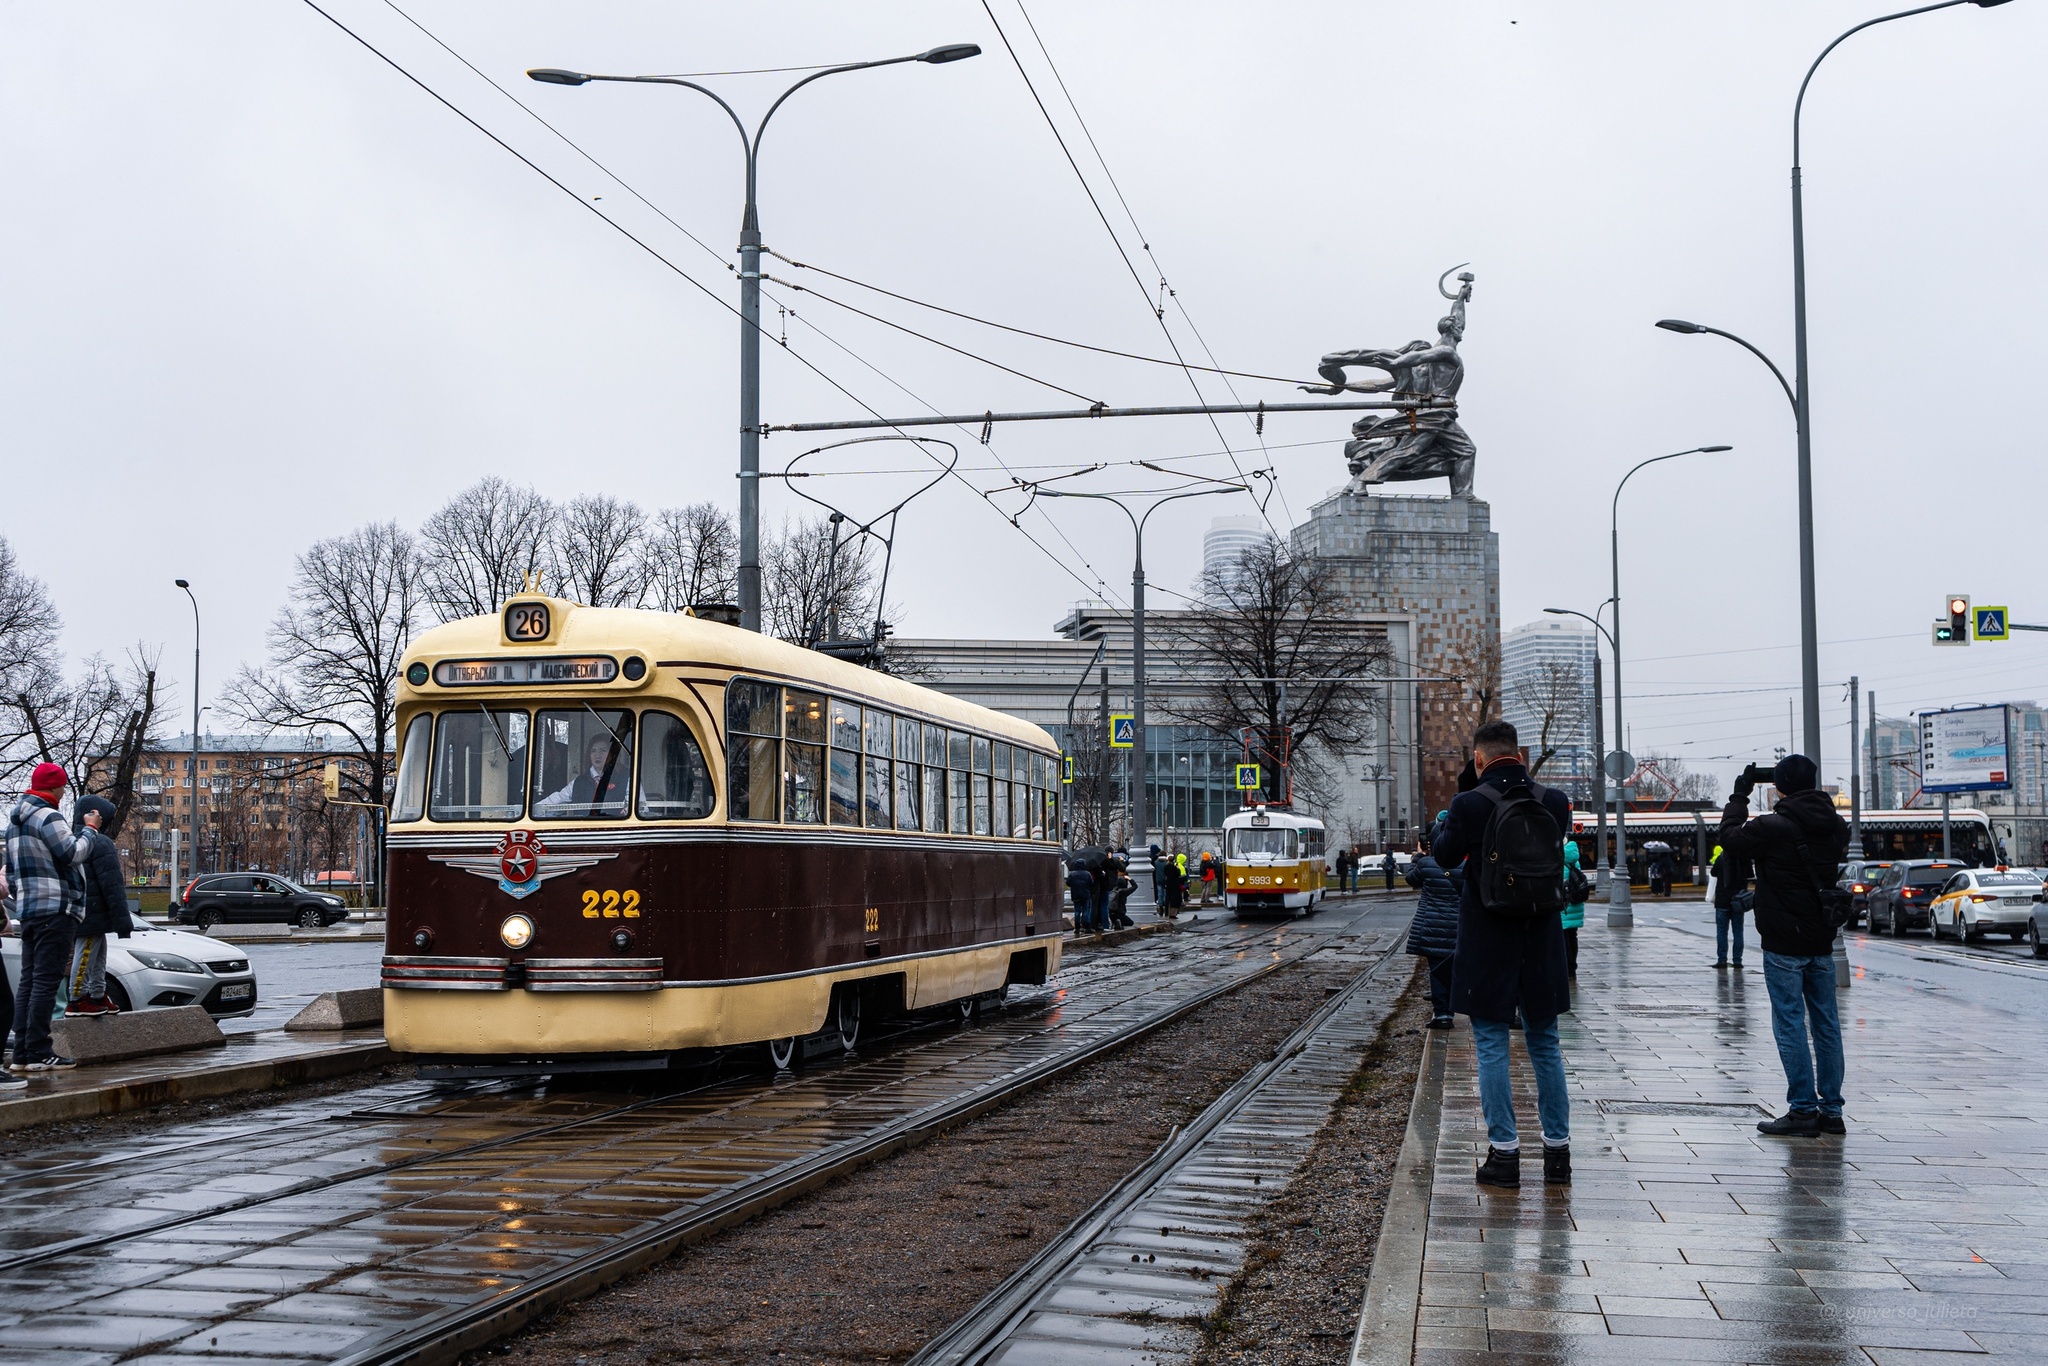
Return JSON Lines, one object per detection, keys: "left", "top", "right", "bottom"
{"left": 1715, "top": 754, "right": 1850, "bottom": 1137}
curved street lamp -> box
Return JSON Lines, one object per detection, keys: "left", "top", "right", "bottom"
{"left": 529, "top": 44, "right": 982, "bottom": 635}
{"left": 174, "top": 579, "right": 200, "bottom": 886}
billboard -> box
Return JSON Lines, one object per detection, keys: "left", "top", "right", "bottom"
{"left": 1919, "top": 704, "right": 2012, "bottom": 793}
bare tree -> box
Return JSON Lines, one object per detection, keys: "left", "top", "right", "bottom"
{"left": 551, "top": 494, "right": 648, "bottom": 607}
{"left": 763, "top": 515, "right": 879, "bottom": 647}
{"left": 643, "top": 503, "right": 739, "bottom": 612}
{"left": 1634, "top": 754, "right": 1719, "bottom": 805}
{"left": 223, "top": 522, "right": 421, "bottom": 820}
{"left": 1161, "top": 538, "right": 1391, "bottom": 803}
{"left": 1511, "top": 659, "right": 1588, "bottom": 778}
{"left": 0, "top": 537, "right": 63, "bottom": 785}
{"left": 418, "top": 477, "right": 557, "bottom": 622}
{"left": 45, "top": 648, "right": 164, "bottom": 838}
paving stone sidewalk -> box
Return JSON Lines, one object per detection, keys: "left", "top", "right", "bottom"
{"left": 1381, "top": 919, "right": 2048, "bottom": 1364}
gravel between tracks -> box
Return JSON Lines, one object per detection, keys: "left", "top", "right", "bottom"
{"left": 1193, "top": 971, "right": 1429, "bottom": 1365}
{"left": 474, "top": 952, "right": 1380, "bottom": 1366}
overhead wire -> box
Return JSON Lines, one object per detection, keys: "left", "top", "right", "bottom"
{"left": 1009, "top": 0, "right": 1295, "bottom": 528}
{"left": 318, "top": 0, "right": 1121, "bottom": 608}
{"left": 978, "top": 0, "right": 1281, "bottom": 538}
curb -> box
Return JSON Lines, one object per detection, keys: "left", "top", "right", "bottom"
{"left": 1351, "top": 1021, "right": 1446, "bottom": 1365}
{"left": 0, "top": 1040, "right": 392, "bottom": 1135}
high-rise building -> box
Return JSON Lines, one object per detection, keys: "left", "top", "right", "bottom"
{"left": 1199, "top": 516, "right": 1268, "bottom": 593}
{"left": 1501, "top": 618, "right": 1599, "bottom": 796}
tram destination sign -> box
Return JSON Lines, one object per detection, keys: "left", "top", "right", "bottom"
{"left": 432, "top": 656, "right": 619, "bottom": 687}
{"left": 1919, "top": 703, "right": 2011, "bottom": 793}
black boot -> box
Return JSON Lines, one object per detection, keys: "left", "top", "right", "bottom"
{"left": 1475, "top": 1146, "right": 1520, "bottom": 1189}
{"left": 1543, "top": 1144, "right": 1571, "bottom": 1185}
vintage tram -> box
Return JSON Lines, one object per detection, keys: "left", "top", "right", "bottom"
{"left": 381, "top": 594, "right": 1066, "bottom": 1072}
{"left": 1220, "top": 805, "right": 1327, "bottom": 915}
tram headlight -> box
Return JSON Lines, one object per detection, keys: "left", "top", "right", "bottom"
{"left": 500, "top": 914, "right": 535, "bottom": 950}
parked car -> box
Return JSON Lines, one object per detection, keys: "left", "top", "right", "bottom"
{"left": 1867, "top": 859, "right": 1966, "bottom": 936}
{"left": 1928, "top": 868, "right": 2041, "bottom": 942}
{"left": 1837, "top": 859, "right": 1894, "bottom": 928}
{"left": 171, "top": 873, "right": 349, "bottom": 931}
{"left": 2029, "top": 896, "right": 2048, "bottom": 959}
{"left": 2, "top": 922, "right": 257, "bottom": 1017}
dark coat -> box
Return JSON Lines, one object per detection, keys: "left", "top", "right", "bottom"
{"left": 78, "top": 828, "right": 135, "bottom": 938}
{"left": 1715, "top": 788, "right": 1847, "bottom": 957}
{"left": 1711, "top": 846, "right": 1753, "bottom": 910}
{"left": 1403, "top": 854, "right": 1460, "bottom": 959}
{"left": 1433, "top": 761, "right": 1573, "bottom": 1022}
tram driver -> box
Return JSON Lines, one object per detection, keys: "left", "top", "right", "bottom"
{"left": 537, "top": 732, "right": 631, "bottom": 817}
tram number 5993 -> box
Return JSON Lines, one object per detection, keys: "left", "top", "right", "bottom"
{"left": 580, "top": 889, "right": 642, "bottom": 918}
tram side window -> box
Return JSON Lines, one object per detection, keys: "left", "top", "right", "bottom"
{"left": 636, "top": 711, "right": 713, "bottom": 820}
{"left": 393, "top": 713, "right": 431, "bottom": 823}
{"left": 949, "top": 730, "right": 971, "bottom": 834}
{"left": 895, "top": 715, "right": 921, "bottom": 831}
{"left": 829, "top": 699, "right": 861, "bottom": 825}
{"left": 783, "top": 689, "right": 827, "bottom": 825}
{"left": 429, "top": 709, "right": 529, "bottom": 822}
{"left": 863, "top": 708, "right": 893, "bottom": 828}
{"left": 991, "top": 741, "right": 1011, "bottom": 839}
{"left": 725, "top": 681, "right": 781, "bottom": 823}
{"left": 534, "top": 708, "right": 635, "bottom": 820}
{"left": 923, "top": 758, "right": 947, "bottom": 833}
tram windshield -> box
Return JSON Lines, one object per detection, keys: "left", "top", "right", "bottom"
{"left": 1229, "top": 827, "right": 1298, "bottom": 859}
{"left": 533, "top": 708, "right": 634, "bottom": 819}
{"left": 430, "top": 708, "right": 530, "bottom": 822}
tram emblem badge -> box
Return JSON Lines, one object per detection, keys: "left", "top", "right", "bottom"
{"left": 428, "top": 830, "right": 617, "bottom": 900}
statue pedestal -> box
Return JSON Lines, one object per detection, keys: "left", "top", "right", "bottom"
{"left": 1291, "top": 490, "right": 1500, "bottom": 824}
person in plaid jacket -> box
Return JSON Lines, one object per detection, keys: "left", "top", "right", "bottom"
{"left": 4, "top": 763, "right": 90, "bottom": 1069}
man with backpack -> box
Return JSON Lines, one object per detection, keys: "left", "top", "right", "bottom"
{"left": 1715, "top": 754, "right": 1850, "bottom": 1138}
{"left": 1433, "top": 721, "right": 1574, "bottom": 1189}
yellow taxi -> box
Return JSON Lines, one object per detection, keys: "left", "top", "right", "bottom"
{"left": 1927, "top": 867, "right": 2041, "bottom": 943}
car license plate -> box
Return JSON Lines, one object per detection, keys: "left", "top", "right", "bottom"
{"left": 218, "top": 983, "right": 254, "bottom": 1002}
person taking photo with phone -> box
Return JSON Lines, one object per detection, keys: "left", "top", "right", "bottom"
{"left": 1715, "top": 754, "right": 1851, "bottom": 1137}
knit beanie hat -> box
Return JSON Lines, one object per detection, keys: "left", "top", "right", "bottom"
{"left": 29, "top": 762, "right": 67, "bottom": 794}
{"left": 1772, "top": 754, "right": 1818, "bottom": 794}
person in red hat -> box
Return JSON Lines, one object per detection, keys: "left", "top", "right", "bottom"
{"left": 3, "top": 762, "right": 91, "bottom": 1070}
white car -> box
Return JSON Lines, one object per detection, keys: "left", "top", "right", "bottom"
{"left": 1927, "top": 868, "right": 2042, "bottom": 943}
{"left": 2, "top": 921, "right": 258, "bottom": 1017}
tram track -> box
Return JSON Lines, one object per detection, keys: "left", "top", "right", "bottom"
{"left": 0, "top": 912, "right": 1384, "bottom": 1366}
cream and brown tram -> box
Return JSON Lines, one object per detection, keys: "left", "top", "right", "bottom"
{"left": 1221, "top": 806, "right": 1327, "bottom": 916}
{"left": 381, "top": 595, "right": 1065, "bottom": 1072}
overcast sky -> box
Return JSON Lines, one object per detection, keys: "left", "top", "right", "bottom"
{"left": 4, "top": 1, "right": 2043, "bottom": 790}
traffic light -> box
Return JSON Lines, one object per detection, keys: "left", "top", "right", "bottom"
{"left": 1934, "top": 595, "right": 1970, "bottom": 646}
{"left": 322, "top": 761, "right": 341, "bottom": 800}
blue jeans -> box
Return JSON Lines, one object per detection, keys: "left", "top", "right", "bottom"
{"left": 1471, "top": 1014, "right": 1570, "bottom": 1150}
{"left": 1716, "top": 907, "right": 1746, "bottom": 965}
{"left": 1763, "top": 952, "right": 1843, "bottom": 1117}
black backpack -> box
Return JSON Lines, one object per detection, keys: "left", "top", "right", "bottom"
{"left": 1565, "top": 865, "right": 1591, "bottom": 905}
{"left": 1475, "top": 782, "right": 1567, "bottom": 917}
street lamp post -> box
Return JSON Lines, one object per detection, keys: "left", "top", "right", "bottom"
{"left": 1661, "top": 0, "right": 2013, "bottom": 763}
{"left": 175, "top": 580, "right": 200, "bottom": 888}
{"left": 1036, "top": 483, "right": 1244, "bottom": 906}
{"left": 529, "top": 44, "right": 980, "bottom": 634}
{"left": 1543, "top": 606, "right": 1615, "bottom": 896}
{"left": 1553, "top": 443, "right": 1731, "bottom": 927}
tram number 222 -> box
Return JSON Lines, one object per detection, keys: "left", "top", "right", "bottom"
{"left": 581, "top": 889, "right": 642, "bottom": 919}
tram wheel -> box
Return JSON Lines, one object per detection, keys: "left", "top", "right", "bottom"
{"left": 832, "top": 988, "right": 861, "bottom": 1052}
{"left": 765, "top": 1035, "right": 798, "bottom": 1072}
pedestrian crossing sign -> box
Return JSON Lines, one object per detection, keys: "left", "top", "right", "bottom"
{"left": 1974, "top": 606, "right": 2009, "bottom": 641}
{"left": 1109, "top": 714, "right": 1135, "bottom": 748}
{"left": 1061, "top": 754, "right": 1074, "bottom": 784}
{"left": 1234, "top": 763, "right": 1261, "bottom": 790}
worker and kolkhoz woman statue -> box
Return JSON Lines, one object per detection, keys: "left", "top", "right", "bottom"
{"left": 1305, "top": 267, "right": 1478, "bottom": 497}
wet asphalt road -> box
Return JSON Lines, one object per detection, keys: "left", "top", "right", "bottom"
{"left": 228, "top": 940, "right": 382, "bottom": 1034}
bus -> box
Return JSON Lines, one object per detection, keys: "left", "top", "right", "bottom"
{"left": 380, "top": 594, "right": 1066, "bottom": 1073}
{"left": 1221, "top": 805, "right": 1327, "bottom": 916}
{"left": 1572, "top": 806, "right": 2001, "bottom": 883}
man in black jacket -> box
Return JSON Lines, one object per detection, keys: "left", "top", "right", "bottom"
{"left": 1434, "top": 721, "right": 1575, "bottom": 1189}
{"left": 1716, "top": 754, "right": 1849, "bottom": 1137}
{"left": 67, "top": 796, "right": 135, "bottom": 1017}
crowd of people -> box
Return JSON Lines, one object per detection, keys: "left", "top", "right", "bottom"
{"left": 0, "top": 762, "right": 138, "bottom": 1080}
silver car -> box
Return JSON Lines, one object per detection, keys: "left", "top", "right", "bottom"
{"left": 2, "top": 922, "right": 258, "bottom": 1018}
{"left": 1927, "top": 868, "right": 2041, "bottom": 943}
